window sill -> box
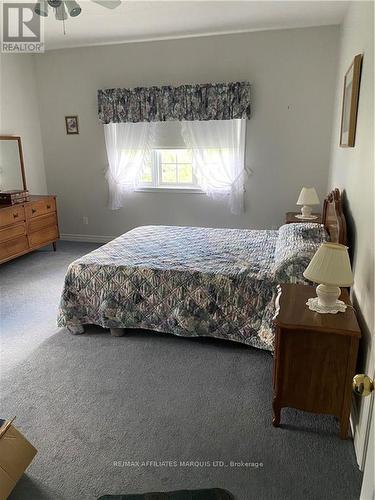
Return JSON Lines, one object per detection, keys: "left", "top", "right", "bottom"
{"left": 135, "top": 187, "right": 205, "bottom": 194}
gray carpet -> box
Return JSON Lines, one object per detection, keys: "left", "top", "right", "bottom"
{"left": 0, "top": 242, "right": 362, "bottom": 500}
{"left": 0, "top": 241, "right": 99, "bottom": 376}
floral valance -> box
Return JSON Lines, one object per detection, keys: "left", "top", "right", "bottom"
{"left": 98, "top": 81, "right": 251, "bottom": 124}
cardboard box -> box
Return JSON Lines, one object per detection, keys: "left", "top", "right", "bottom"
{"left": 0, "top": 418, "right": 37, "bottom": 499}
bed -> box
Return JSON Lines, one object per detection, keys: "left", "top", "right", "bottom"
{"left": 58, "top": 189, "right": 347, "bottom": 351}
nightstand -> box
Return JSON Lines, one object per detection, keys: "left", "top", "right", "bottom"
{"left": 272, "top": 284, "right": 361, "bottom": 439}
{"left": 285, "top": 212, "right": 322, "bottom": 224}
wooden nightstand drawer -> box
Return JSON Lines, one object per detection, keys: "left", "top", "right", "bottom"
{"left": 280, "top": 329, "right": 349, "bottom": 414}
{"left": 272, "top": 284, "right": 360, "bottom": 439}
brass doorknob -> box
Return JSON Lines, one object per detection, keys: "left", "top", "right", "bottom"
{"left": 353, "top": 374, "right": 374, "bottom": 397}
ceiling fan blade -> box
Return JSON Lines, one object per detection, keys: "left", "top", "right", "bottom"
{"left": 91, "top": 0, "right": 122, "bottom": 9}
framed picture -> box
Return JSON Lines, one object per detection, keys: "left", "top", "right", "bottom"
{"left": 340, "top": 54, "right": 362, "bottom": 147}
{"left": 65, "top": 116, "right": 79, "bottom": 135}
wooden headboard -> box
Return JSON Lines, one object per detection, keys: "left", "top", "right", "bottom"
{"left": 322, "top": 189, "right": 347, "bottom": 245}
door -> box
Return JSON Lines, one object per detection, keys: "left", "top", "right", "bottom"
{"left": 353, "top": 371, "right": 374, "bottom": 499}
{"left": 360, "top": 401, "right": 374, "bottom": 500}
{"left": 352, "top": 344, "right": 375, "bottom": 470}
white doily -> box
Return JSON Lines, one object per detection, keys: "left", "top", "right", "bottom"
{"left": 294, "top": 214, "right": 318, "bottom": 220}
{"left": 306, "top": 297, "right": 347, "bottom": 314}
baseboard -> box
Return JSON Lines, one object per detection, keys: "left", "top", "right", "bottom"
{"left": 60, "top": 233, "right": 114, "bottom": 243}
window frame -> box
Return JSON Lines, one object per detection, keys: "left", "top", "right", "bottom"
{"left": 136, "top": 148, "right": 203, "bottom": 193}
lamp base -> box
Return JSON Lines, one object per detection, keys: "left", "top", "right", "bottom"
{"left": 306, "top": 284, "right": 347, "bottom": 314}
{"left": 301, "top": 205, "right": 312, "bottom": 217}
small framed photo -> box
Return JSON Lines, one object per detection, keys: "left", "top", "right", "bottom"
{"left": 340, "top": 54, "right": 362, "bottom": 147}
{"left": 65, "top": 115, "right": 79, "bottom": 135}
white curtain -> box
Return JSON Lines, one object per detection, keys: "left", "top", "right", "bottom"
{"left": 181, "top": 119, "right": 247, "bottom": 214}
{"left": 104, "top": 122, "right": 155, "bottom": 209}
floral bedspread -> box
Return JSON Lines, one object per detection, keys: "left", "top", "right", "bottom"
{"left": 58, "top": 224, "right": 326, "bottom": 351}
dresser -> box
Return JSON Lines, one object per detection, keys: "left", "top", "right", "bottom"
{"left": 0, "top": 195, "right": 59, "bottom": 264}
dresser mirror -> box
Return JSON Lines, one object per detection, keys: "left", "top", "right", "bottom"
{"left": 0, "top": 136, "right": 27, "bottom": 191}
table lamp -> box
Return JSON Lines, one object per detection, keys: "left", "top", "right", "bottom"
{"left": 296, "top": 187, "right": 320, "bottom": 219}
{"left": 303, "top": 242, "right": 354, "bottom": 313}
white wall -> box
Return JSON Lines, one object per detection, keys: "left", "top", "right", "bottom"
{"left": 327, "top": 1, "right": 374, "bottom": 466}
{"left": 34, "top": 26, "right": 339, "bottom": 239}
{"left": 0, "top": 54, "right": 47, "bottom": 194}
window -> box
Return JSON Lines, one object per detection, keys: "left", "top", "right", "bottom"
{"left": 106, "top": 119, "right": 246, "bottom": 213}
{"left": 137, "top": 149, "right": 201, "bottom": 190}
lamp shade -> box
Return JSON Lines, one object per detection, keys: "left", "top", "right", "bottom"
{"left": 303, "top": 243, "right": 354, "bottom": 287}
{"left": 296, "top": 187, "right": 320, "bottom": 206}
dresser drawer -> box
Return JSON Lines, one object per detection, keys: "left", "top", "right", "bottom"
{"left": 28, "top": 225, "right": 59, "bottom": 247}
{"left": 0, "top": 205, "right": 26, "bottom": 228}
{"left": 0, "top": 235, "right": 29, "bottom": 261}
{"left": 27, "top": 198, "right": 56, "bottom": 219}
{"left": 0, "top": 222, "right": 26, "bottom": 243}
{"left": 28, "top": 213, "right": 57, "bottom": 233}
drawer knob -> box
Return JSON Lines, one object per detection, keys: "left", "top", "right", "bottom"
{"left": 47, "top": 205, "right": 51, "bottom": 209}
{"left": 32, "top": 208, "right": 36, "bottom": 213}
{"left": 13, "top": 213, "right": 19, "bottom": 218}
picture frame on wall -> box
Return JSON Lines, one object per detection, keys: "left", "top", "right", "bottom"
{"left": 65, "top": 116, "right": 79, "bottom": 135}
{"left": 339, "top": 54, "right": 363, "bottom": 147}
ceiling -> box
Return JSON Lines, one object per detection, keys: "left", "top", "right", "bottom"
{"left": 25, "top": 1, "right": 349, "bottom": 50}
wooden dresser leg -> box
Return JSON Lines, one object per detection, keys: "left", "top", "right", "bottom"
{"left": 52, "top": 241, "right": 57, "bottom": 251}
{"left": 272, "top": 399, "right": 281, "bottom": 427}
